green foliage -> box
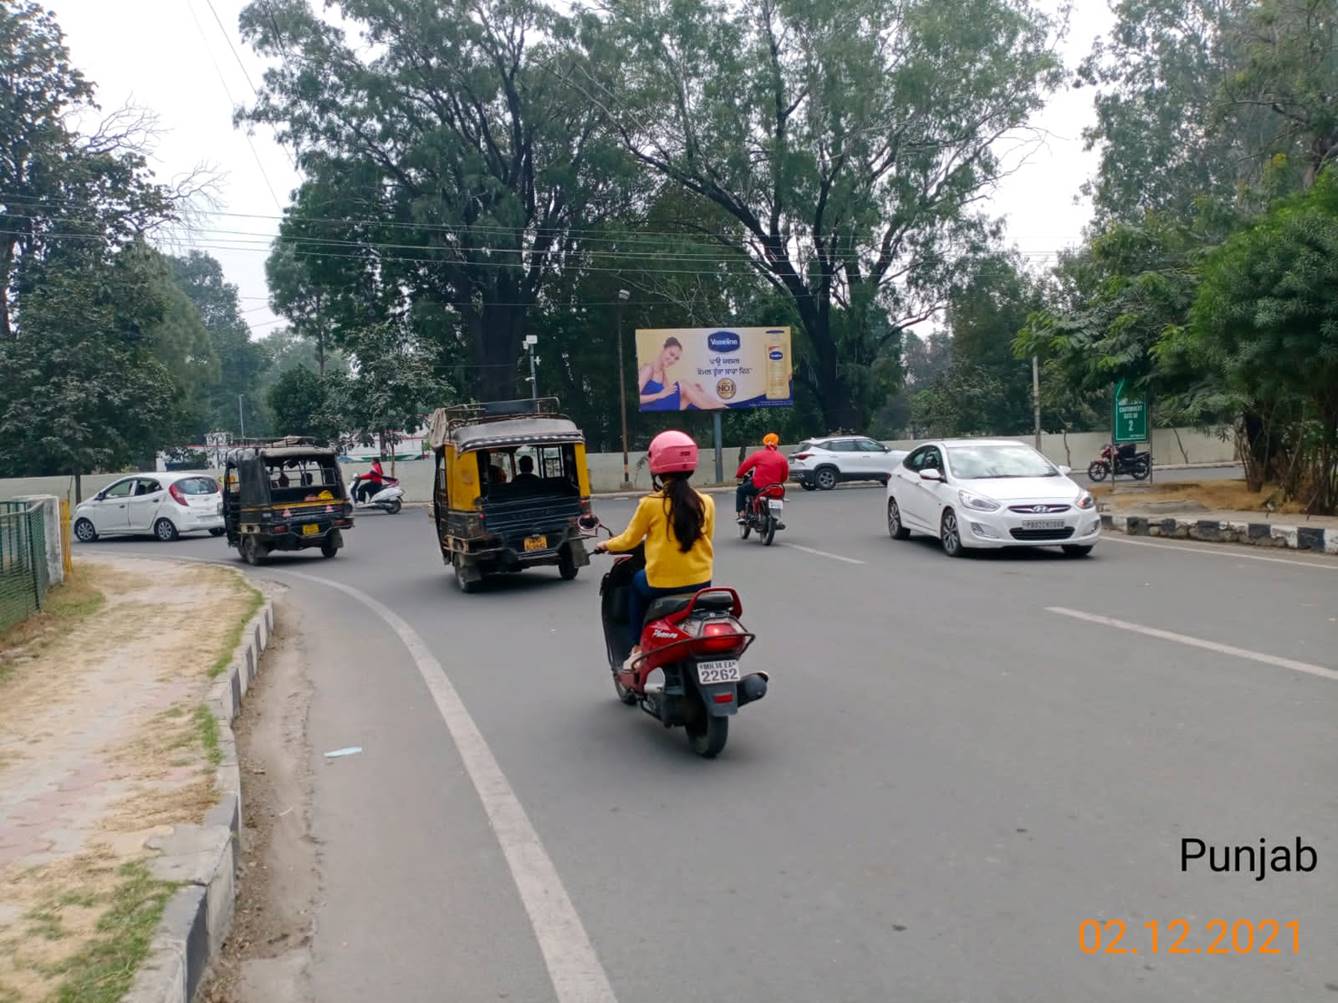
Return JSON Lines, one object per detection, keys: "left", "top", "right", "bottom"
{"left": 267, "top": 365, "right": 346, "bottom": 445}
{"left": 1186, "top": 168, "right": 1338, "bottom": 509}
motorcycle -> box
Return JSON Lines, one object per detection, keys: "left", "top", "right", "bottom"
{"left": 349, "top": 475, "right": 405, "bottom": 514}
{"left": 590, "top": 519, "right": 769, "bottom": 758}
{"left": 738, "top": 471, "right": 786, "bottom": 546}
{"left": 1087, "top": 443, "right": 1151, "bottom": 482}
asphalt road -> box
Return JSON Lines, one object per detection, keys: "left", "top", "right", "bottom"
{"left": 99, "top": 484, "right": 1336, "bottom": 1003}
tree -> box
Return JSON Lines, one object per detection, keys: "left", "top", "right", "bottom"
{"left": 267, "top": 365, "right": 346, "bottom": 445}
{"left": 339, "top": 321, "right": 452, "bottom": 453}
{"left": 240, "top": 0, "right": 628, "bottom": 400}
{"left": 169, "top": 251, "right": 270, "bottom": 435}
{"left": 1186, "top": 168, "right": 1338, "bottom": 511}
{"left": 590, "top": 0, "right": 1062, "bottom": 429}
{"left": 0, "top": 243, "right": 179, "bottom": 495}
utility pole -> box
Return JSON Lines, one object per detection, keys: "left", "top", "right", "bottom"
{"left": 616, "top": 289, "right": 632, "bottom": 488}
{"left": 238, "top": 395, "right": 246, "bottom": 441}
{"left": 524, "top": 334, "right": 539, "bottom": 399}
{"left": 1031, "top": 355, "right": 1041, "bottom": 451}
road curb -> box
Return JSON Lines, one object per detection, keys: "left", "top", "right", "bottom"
{"left": 121, "top": 593, "right": 276, "bottom": 1003}
{"left": 1102, "top": 513, "right": 1338, "bottom": 555}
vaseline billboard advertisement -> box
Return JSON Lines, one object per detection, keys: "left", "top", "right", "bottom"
{"left": 634, "top": 327, "right": 793, "bottom": 412}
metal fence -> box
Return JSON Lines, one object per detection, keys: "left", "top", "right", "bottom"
{"left": 0, "top": 501, "right": 49, "bottom": 632}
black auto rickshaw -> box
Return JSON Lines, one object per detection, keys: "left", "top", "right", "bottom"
{"left": 222, "top": 438, "right": 354, "bottom": 564}
{"left": 428, "top": 398, "right": 593, "bottom": 592}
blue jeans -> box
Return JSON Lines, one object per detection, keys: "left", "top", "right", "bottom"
{"left": 627, "top": 569, "right": 711, "bottom": 651}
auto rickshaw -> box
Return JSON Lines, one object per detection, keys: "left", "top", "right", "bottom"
{"left": 428, "top": 398, "right": 593, "bottom": 592}
{"left": 222, "top": 438, "right": 354, "bottom": 565}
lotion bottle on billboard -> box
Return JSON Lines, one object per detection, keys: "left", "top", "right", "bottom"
{"left": 765, "top": 330, "right": 789, "bottom": 400}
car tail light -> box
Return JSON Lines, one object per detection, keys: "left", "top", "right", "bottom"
{"left": 169, "top": 482, "right": 187, "bottom": 505}
{"left": 792, "top": 453, "right": 811, "bottom": 461}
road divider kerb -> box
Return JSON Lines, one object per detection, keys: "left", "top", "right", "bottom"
{"left": 1102, "top": 512, "right": 1338, "bottom": 557}
{"left": 121, "top": 590, "right": 276, "bottom": 1003}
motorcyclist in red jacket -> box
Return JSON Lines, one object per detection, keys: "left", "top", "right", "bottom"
{"left": 735, "top": 433, "right": 789, "bottom": 523}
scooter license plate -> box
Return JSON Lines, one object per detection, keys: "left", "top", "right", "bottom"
{"left": 1021, "top": 519, "right": 1065, "bottom": 530}
{"left": 697, "top": 660, "right": 741, "bottom": 684}
{"left": 523, "top": 534, "right": 547, "bottom": 552}
{"left": 767, "top": 499, "right": 784, "bottom": 511}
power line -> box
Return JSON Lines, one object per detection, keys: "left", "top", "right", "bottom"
{"left": 203, "top": 0, "right": 262, "bottom": 95}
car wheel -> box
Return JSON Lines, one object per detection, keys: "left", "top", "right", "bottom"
{"left": 74, "top": 518, "right": 98, "bottom": 543}
{"left": 940, "top": 508, "right": 966, "bottom": 558}
{"left": 815, "top": 467, "right": 838, "bottom": 491}
{"left": 800, "top": 481, "right": 816, "bottom": 492}
{"left": 209, "top": 528, "right": 225, "bottom": 537}
{"left": 887, "top": 498, "right": 911, "bottom": 540}
{"left": 153, "top": 518, "right": 179, "bottom": 542}
{"left": 1062, "top": 544, "right": 1094, "bottom": 558}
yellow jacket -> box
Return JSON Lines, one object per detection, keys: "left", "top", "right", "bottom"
{"left": 605, "top": 490, "right": 715, "bottom": 588}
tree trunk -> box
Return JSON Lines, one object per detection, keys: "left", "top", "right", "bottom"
{"left": 74, "top": 470, "right": 83, "bottom": 504}
{"left": 470, "top": 302, "right": 528, "bottom": 401}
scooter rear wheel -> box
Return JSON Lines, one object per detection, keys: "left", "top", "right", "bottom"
{"left": 687, "top": 715, "right": 728, "bottom": 758}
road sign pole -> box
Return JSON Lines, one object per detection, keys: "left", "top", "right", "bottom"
{"left": 713, "top": 411, "right": 724, "bottom": 484}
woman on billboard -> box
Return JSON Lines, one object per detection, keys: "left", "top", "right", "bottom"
{"left": 639, "top": 336, "right": 728, "bottom": 411}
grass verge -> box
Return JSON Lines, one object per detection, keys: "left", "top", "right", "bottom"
{"left": 207, "top": 577, "right": 264, "bottom": 679}
{"left": 1092, "top": 478, "right": 1308, "bottom": 515}
{"left": 194, "top": 703, "right": 222, "bottom": 768}
{"left": 0, "top": 567, "right": 105, "bottom": 683}
{"left": 44, "top": 861, "right": 176, "bottom": 1003}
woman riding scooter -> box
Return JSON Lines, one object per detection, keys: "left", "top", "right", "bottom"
{"left": 594, "top": 430, "right": 715, "bottom": 666}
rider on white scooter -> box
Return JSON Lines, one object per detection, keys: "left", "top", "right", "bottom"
{"left": 354, "top": 458, "right": 387, "bottom": 503}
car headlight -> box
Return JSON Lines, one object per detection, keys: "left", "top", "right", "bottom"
{"left": 1076, "top": 492, "right": 1096, "bottom": 510}
{"left": 958, "top": 489, "right": 1001, "bottom": 512}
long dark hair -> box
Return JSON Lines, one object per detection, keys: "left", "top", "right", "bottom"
{"left": 660, "top": 473, "right": 705, "bottom": 552}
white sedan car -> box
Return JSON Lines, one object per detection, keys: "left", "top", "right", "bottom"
{"left": 885, "top": 439, "right": 1100, "bottom": 557}
{"left": 73, "top": 472, "right": 224, "bottom": 543}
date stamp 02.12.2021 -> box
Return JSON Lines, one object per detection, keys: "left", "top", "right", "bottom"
{"left": 1078, "top": 838, "right": 1319, "bottom": 957}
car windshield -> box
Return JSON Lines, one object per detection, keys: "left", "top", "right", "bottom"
{"left": 175, "top": 477, "right": 218, "bottom": 495}
{"left": 947, "top": 444, "right": 1057, "bottom": 479}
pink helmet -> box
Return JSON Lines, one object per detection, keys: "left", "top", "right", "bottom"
{"left": 647, "top": 430, "right": 698, "bottom": 476}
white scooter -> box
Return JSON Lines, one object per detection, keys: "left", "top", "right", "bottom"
{"left": 350, "top": 475, "right": 404, "bottom": 515}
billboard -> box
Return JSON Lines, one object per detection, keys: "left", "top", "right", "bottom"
{"left": 634, "top": 327, "right": 793, "bottom": 412}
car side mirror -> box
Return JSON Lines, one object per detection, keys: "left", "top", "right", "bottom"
{"left": 1058, "top": 464, "right": 1072, "bottom": 476}
{"left": 919, "top": 468, "right": 943, "bottom": 482}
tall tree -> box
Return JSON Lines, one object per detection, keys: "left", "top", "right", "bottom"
{"left": 240, "top": 0, "right": 628, "bottom": 401}
{"left": 589, "top": 0, "right": 1062, "bottom": 429}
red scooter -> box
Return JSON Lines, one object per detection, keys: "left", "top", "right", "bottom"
{"left": 591, "top": 524, "right": 769, "bottom": 758}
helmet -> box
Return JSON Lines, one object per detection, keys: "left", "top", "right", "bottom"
{"left": 762, "top": 433, "right": 780, "bottom": 449}
{"left": 647, "top": 430, "right": 699, "bottom": 476}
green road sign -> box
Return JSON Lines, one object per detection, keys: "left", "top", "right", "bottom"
{"left": 1112, "top": 379, "right": 1149, "bottom": 444}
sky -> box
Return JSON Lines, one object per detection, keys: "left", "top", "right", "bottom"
{"left": 44, "top": 0, "right": 1115, "bottom": 340}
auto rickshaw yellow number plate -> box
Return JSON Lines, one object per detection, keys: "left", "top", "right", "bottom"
{"left": 302, "top": 523, "right": 319, "bottom": 536}
{"left": 523, "top": 534, "right": 547, "bottom": 552}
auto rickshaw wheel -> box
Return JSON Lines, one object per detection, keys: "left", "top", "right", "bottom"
{"left": 454, "top": 556, "right": 481, "bottom": 593}
{"left": 240, "top": 535, "right": 267, "bottom": 566}
{"left": 320, "top": 530, "right": 342, "bottom": 559}
{"left": 558, "top": 545, "right": 579, "bottom": 581}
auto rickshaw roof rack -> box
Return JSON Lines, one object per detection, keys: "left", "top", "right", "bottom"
{"left": 427, "top": 398, "right": 582, "bottom": 452}
{"left": 225, "top": 435, "right": 338, "bottom": 460}
{"left": 443, "top": 397, "right": 563, "bottom": 429}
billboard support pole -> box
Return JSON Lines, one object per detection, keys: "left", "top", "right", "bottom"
{"left": 713, "top": 412, "right": 724, "bottom": 484}
{"left": 616, "top": 291, "right": 631, "bottom": 488}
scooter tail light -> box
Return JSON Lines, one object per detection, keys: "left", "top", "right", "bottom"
{"left": 691, "top": 619, "right": 745, "bottom": 655}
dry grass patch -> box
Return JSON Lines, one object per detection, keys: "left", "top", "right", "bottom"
{"left": 1093, "top": 479, "right": 1308, "bottom": 514}
{"left": 0, "top": 566, "right": 107, "bottom": 683}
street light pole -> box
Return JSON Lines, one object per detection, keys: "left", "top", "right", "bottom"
{"left": 238, "top": 395, "right": 246, "bottom": 441}
{"left": 1031, "top": 355, "right": 1041, "bottom": 451}
{"left": 524, "top": 334, "right": 539, "bottom": 399}
{"left": 616, "top": 289, "right": 632, "bottom": 488}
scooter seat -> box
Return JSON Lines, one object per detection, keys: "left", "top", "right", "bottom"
{"left": 644, "top": 590, "right": 733, "bottom": 624}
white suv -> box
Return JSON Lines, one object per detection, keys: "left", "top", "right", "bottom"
{"left": 73, "top": 472, "right": 224, "bottom": 543}
{"left": 789, "top": 436, "right": 908, "bottom": 491}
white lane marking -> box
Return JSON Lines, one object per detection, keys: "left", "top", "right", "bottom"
{"left": 1047, "top": 606, "right": 1338, "bottom": 683}
{"left": 1104, "top": 534, "right": 1338, "bottom": 570}
{"left": 780, "top": 542, "right": 866, "bottom": 565}
{"left": 273, "top": 568, "right": 618, "bottom": 1003}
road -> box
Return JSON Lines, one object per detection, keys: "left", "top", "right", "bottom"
{"left": 102, "top": 484, "right": 1336, "bottom": 1003}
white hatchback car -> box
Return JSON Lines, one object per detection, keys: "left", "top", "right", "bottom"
{"left": 73, "top": 472, "right": 224, "bottom": 543}
{"left": 886, "top": 439, "right": 1100, "bottom": 557}
{"left": 789, "top": 435, "right": 908, "bottom": 490}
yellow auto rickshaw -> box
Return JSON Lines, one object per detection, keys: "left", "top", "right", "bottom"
{"left": 428, "top": 398, "right": 593, "bottom": 592}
